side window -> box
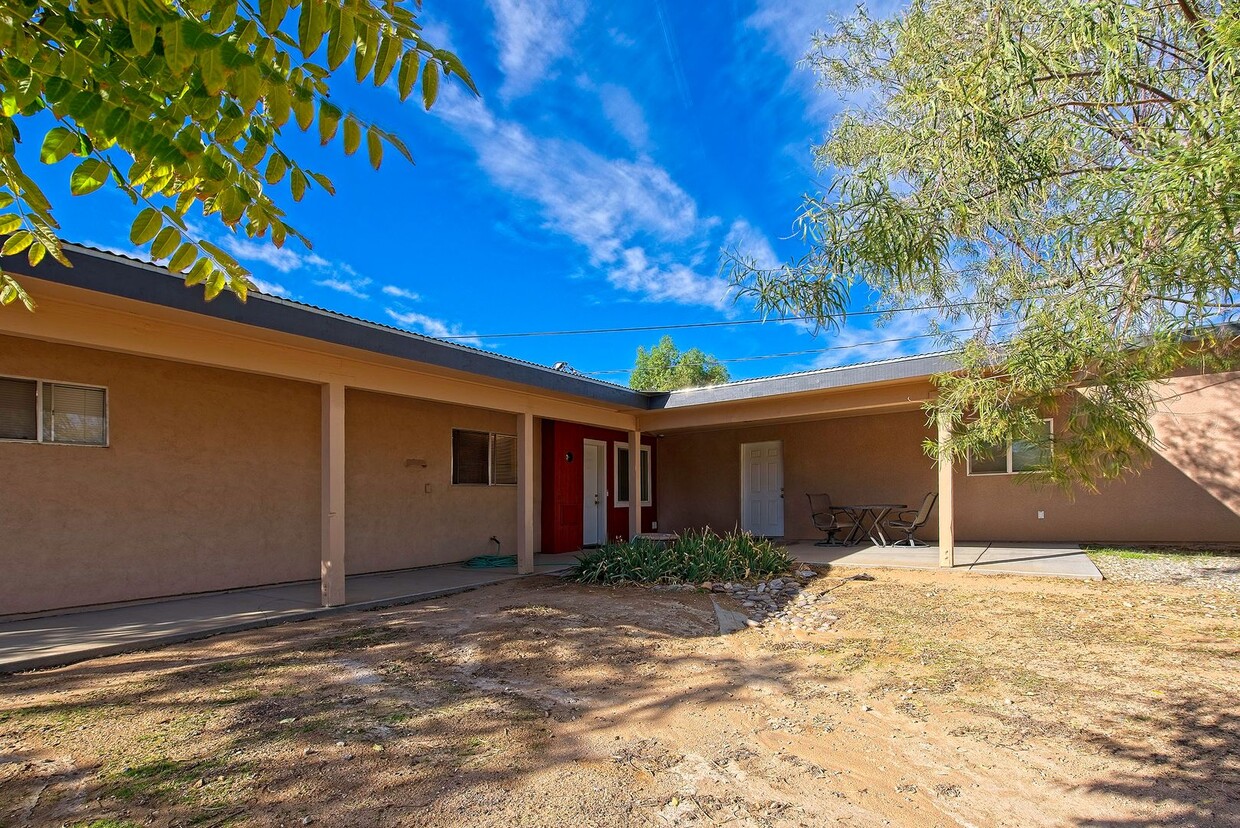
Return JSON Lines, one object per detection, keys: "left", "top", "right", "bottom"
{"left": 0, "top": 377, "right": 107, "bottom": 446}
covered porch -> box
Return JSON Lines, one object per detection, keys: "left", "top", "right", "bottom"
{"left": 787, "top": 541, "right": 1102, "bottom": 579}
{"left": 0, "top": 556, "right": 573, "bottom": 673}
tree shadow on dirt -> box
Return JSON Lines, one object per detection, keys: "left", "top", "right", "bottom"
{"left": 0, "top": 576, "right": 818, "bottom": 826}
{"left": 1068, "top": 689, "right": 1240, "bottom": 827}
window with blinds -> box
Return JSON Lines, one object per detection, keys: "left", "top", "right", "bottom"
{"left": 452, "top": 429, "right": 519, "bottom": 486}
{"left": 0, "top": 376, "right": 107, "bottom": 445}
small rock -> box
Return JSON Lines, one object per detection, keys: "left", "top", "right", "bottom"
{"left": 302, "top": 818, "right": 314, "bottom": 826}
{"left": 797, "top": 569, "right": 816, "bottom": 578}
{"left": 344, "top": 753, "right": 355, "bottom": 760}
{"left": 303, "top": 748, "right": 316, "bottom": 756}
{"left": 700, "top": 582, "right": 713, "bottom": 590}
{"left": 861, "top": 704, "right": 872, "bottom": 712}
{"left": 756, "top": 583, "right": 767, "bottom": 594}
{"left": 770, "top": 578, "right": 784, "bottom": 590}
{"left": 336, "top": 741, "right": 346, "bottom": 747}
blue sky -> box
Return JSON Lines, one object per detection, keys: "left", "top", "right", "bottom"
{"left": 27, "top": 0, "right": 938, "bottom": 385}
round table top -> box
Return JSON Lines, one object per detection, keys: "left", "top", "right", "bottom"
{"left": 838, "top": 503, "right": 906, "bottom": 510}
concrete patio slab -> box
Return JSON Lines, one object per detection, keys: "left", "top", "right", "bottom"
{"left": 0, "top": 556, "right": 574, "bottom": 674}
{"left": 788, "top": 541, "right": 1102, "bottom": 580}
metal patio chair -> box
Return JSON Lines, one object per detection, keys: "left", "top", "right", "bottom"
{"left": 885, "top": 492, "right": 938, "bottom": 547}
{"left": 807, "top": 493, "right": 859, "bottom": 546}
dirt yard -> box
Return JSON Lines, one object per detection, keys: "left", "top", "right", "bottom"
{"left": 2, "top": 564, "right": 1237, "bottom": 828}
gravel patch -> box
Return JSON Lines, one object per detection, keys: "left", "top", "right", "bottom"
{"left": 1089, "top": 551, "right": 1240, "bottom": 595}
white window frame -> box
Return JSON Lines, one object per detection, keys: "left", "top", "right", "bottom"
{"left": 0, "top": 375, "right": 109, "bottom": 447}
{"left": 450, "top": 429, "right": 518, "bottom": 487}
{"left": 613, "top": 442, "right": 652, "bottom": 507}
{"left": 966, "top": 419, "right": 1053, "bottom": 476}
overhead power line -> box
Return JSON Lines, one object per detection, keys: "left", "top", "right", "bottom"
{"left": 582, "top": 322, "right": 1018, "bottom": 376}
{"left": 435, "top": 301, "right": 989, "bottom": 340}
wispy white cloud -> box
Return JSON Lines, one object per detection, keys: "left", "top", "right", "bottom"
{"left": 599, "top": 84, "right": 650, "bottom": 152}
{"left": 314, "top": 275, "right": 373, "bottom": 300}
{"left": 487, "top": 0, "right": 586, "bottom": 100}
{"left": 723, "top": 218, "right": 780, "bottom": 270}
{"left": 436, "top": 87, "right": 734, "bottom": 310}
{"left": 221, "top": 237, "right": 329, "bottom": 274}
{"left": 381, "top": 285, "right": 422, "bottom": 302}
{"left": 248, "top": 277, "right": 291, "bottom": 298}
{"left": 385, "top": 308, "right": 482, "bottom": 347}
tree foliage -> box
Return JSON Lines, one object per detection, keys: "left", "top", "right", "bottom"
{"left": 0, "top": 0, "right": 475, "bottom": 308}
{"left": 630, "top": 335, "right": 730, "bottom": 391}
{"left": 730, "top": 0, "right": 1239, "bottom": 488}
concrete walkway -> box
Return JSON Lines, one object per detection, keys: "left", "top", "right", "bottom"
{"left": 0, "top": 557, "right": 574, "bottom": 674}
{"left": 788, "top": 541, "right": 1102, "bottom": 580}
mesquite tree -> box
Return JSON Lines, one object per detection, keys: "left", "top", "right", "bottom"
{"left": 731, "top": 0, "right": 1239, "bottom": 488}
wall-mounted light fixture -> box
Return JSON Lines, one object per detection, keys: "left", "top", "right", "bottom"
{"left": 564, "top": 452, "right": 574, "bottom": 462}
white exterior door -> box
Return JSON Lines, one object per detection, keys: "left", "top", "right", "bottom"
{"left": 741, "top": 441, "right": 784, "bottom": 537}
{"left": 582, "top": 440, "right": 608, "bottom": 546}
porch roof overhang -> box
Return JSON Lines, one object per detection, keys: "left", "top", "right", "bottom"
{"left": 6, "top": 243, "right": 956, "bottom": 429}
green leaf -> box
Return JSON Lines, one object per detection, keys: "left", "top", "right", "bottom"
{"left": 27, "top": 241, "right": 45, "bottom": 266}
{"left": 168, "top": 242, "right": 198, "bottom": 273}
{"left": 1, "top": 231, "right": 33, "bottom": 256}
{"left": 185, "top": 256, "right": 212, "bottom": 286}
{"left": 130, "top": 20, "right": 156, "bottom": 55}
{"left": 290, "top": 167, "right": 307, "bottom": 201}
{"left": 204, "top": 267, "right": 227, "bottom": 300}
{"left": 0, "top": 214, "right": 21, "bottom": 235}
{"left": 439, "top": 49, "right": 478, "bottom": 95}
{"left": 39, "top": 127, "right": 78, "bottom": 164}
{"left": 265, "top": 153, "right": 288, "bottom": 184}
{"left": 397, "top": 50, "right": 418, "bottom": 101}
{"left": 298, "top": 0, "right": 327, "bottom": 58}
{"left": 421, "top": 60, "right": 439, "bottom": 110}
{"left": 308, "top": 171, "right": 334, "bottom": 196}
{"left": 318, "top": 101, "right": 341, "bottom": 145}
{"left": 343, "top": 117, "right": 361, "bottom": 156}
{"left": 374, "top": 34, "right": 399, "bottom": 87}
{"left": 366, "top": 126, "right": 382, "bottom": 170}
{"left": 292, "top": 89, "right": 314, "bottom": 131}
{"left": 69, "top": 159, "right": 111, "bottom": 195}
{"left": 326, "top": 7, "right": 354, "bottom": 70}
{"left": 260, "top": 0, "right": 287, "bottom": 32}
{"left": 354, "top": 23, "right": 378, "bottom": 82}
{"left": 235, "top": 63, "right": 262, "bottom": 112}
{"left": 129, "top": 207, "right": 163, "bottom": 245}
{"left": 150, "top": 226, "right": 181, "bottom": 260}
{"left": 200, "top": 47, "right": 227, "bottom": 95}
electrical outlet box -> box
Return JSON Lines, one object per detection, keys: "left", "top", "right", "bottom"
{"left": 1037, "top": 510, "right": 1045, "bottom": 520}
{"left": 425, "top": 483, "right": 432, "bottom": 494}
{"left": 652, "top": 520, "right": 658, "bottom": 530}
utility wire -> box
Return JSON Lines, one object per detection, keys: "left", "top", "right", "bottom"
{"left": 581, "top": 322, "right": 1017, "bottom": 376}
{"left": 435, "top": 301, "right": 989, "bottom": 340}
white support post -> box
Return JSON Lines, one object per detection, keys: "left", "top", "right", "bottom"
{"left": 516, "top": 412, "right": 535, "bottom": 575}
{"left": 628, "top": 429, "right": 642, "bottom": 540}
{"left": 937, "top": 411, "right": 955, "bottom": 568}
{"left": 321, "top": 381, "right": 347, "bottom": 606}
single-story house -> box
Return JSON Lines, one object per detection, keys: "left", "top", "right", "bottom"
{"left": 1, "top": 244, "right": 1237, "bottom": 617}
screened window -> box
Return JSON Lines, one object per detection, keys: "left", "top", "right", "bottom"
{"left": 967, "top": 420, "right": 1053, "bottom": 475}
{"left": 614, "top": 443, "right": 652, "bottom": 506}
{"left": 0, "top": 377, "right": 107, "bottom": 445}
{"left": 452, "top": 429, "right": 518, "bottom": 486}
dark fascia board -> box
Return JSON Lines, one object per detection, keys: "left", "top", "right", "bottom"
{"left": 14, "top": 243, "right": 961, "bottom": 413}
{"left": 17, "top": 244, "right": 652, "bottom": 409}
{"left": 650, "top": 352, "right": 960, "bottom": 409}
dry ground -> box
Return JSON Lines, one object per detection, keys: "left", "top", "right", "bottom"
{"left": 1, "top": 564, "right": 1238, "bottom": 828}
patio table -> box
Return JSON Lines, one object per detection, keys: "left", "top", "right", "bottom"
{"left": 836, "top": 503, "right": 906, "bottom": 546}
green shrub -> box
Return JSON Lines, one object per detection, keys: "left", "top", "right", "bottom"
{"left": 566, "top": 528, "right": 794, "bottom": 585}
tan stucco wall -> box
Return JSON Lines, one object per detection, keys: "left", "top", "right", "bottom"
{"left": 0, "top": 334, "right": 321, "bottom": 615}
{"left": 1, "top": 338, "right": 544, "bottom": 616}
{"left": 659, "top": 376, "right": 1240, "bottom": 546}
{"left": 344, "top": 389, "right": 533, "bottom": 572}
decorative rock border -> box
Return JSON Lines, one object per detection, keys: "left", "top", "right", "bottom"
{"left": 654, "top": 566, "right": 848, "bottom": 633}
